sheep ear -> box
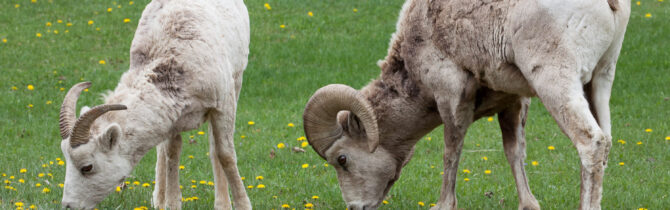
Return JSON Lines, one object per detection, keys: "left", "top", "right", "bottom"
{"left": 80, "top": 106, "right": 91, "bottom": 116}
{"left": 100, "top": 124, "right": 121, "bottom": 151}
{"left": 337, "top": 111, "right": 366, "bottom": 138}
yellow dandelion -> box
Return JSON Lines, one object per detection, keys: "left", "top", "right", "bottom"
{"left": 116, "top": 186, "right": 122, "bottom": 192}
{"left": 191, "top": 185, "right": 197, "bottom": 189}
{"left": 248, "top": 121, "right": 255, "bottom": 125}
{"left": 143, "top": 183, "right": 151, "bottom": 187}
{"left": 35, "top": 183, "right": 41, "bottom": 187}
{"left": 107, "top": 8, "right": 112, "bottom": 12}
{"left": 207, "top": 181, "right": 214, "bottom": 186}
{"left": 418, "top": 201, "right": 425, "bottom": 206}
{"left": 241, "top": 135, "right": 246, "bottom": 139}
{"left": 247, "top": 185, "right": 253, "bottom": 189}
{"left": 38, "top": 173, "right": 44, "bottom": 177}
{"left": 645, "top": 128, "right": 652, "bottom": 132}
{"left": 277, "top": 143, "right": 285, "bottom": 149}
{"left": 19, "top": 179, "right": 25, "bottom": 183}
{"left": 305, "top": 203, "right": 314, "bottom": 208}
{"left": 117, "top": 5, "right": 121, "bottom": 8}
{"left": 301, "top": 141, "right": 309, "bottom": 148}
{"left": 36, "top": 33, "right": 42, "bottom": 37}
{"left": 198, "top": 131, "right": 205, "bottom": 135}
{"left": 133, "top": 181, "right": 140, "bottom": 185}
{"left": 532, "top": 161, "right": 538, "bottom": 166}
{"left": 57, "top": 19, "right": 62, "bottom": 23}
{"left": 59, "top": 183, "right": 64, "bottom": 188}
{"left": 464, "top": 178, "right": 470, "bottom": 181}
{"left": 382, "top": 200, "right": 389, "bottom": 204}
{"left": 15, "top": 202, "right": 23, "bottom": 207}
{"left": 312, "top": 195, "right": 319, "bottom": 199}
{"left": 431, "top": 203, "right": 437, "bottom": 207}
{"left": 60, "top": 87, "right": 65, "bottom": 91}
{"left": 481, "top": 156, "right": 488, "bottom": 161}
{"left": 2, "top": 38, "right": 6, "bottom": 43}
{"left": 54, "top": 30, "right": 59, "bottom": 34}
{"left": 645, "top": 13, "right": 652, "bottom": 18}
{"left": 618, "top": 139, "right": 626, "bottom": 144}
{"left": 84, "top": 89, "right": 88, "bottom": 92}
{"left": 619, "top": 162, "right": 624, "bottom": 166}
{"left": 241, "top": 176, "right": 246, "bottom": 180}
{"left": 323, "top": 163, "right": 329, "bottom": 167}
{"left": 46, "top": 22, "right": 52, "bottom": 27}
{"left": 31, "top": 0, "right": 37, "bottom": 3}
{"left": 179, "top": 165, "right": 185, "bottom": 170}
{"left": 426, "top": 137, "right": 432, "bottom": 141}
{"left": 11, "top": 86, "right": 18, "bottom": 90}
{"left": 19, "top": 168, "right": 27, "bottom": 173}
{"left": 487, "top": 117, "right": 494, "bottom": 122}
{"left": 287, "top": 122, "right": 294, "bottom": 127}
{"left": 637, "top": 141, "right": 642, "bottom": 145}
{"left": 15, "top": 4, "right": 20, "bottom": 8}
{"left": 485, "top": 170, "right": 492, "bottom": 174}
{"left": 297, "top": 136, "right": 306, "bottom": 141}
{"left": 66, "top": 22, "right": 73, "bottom": 27}
{"left": 302, "top": 163, "right": 309, "bottom": 168}
{"left": 353, "top": 8, "right": 358, "bottom": 12}
{"left": 256, "top": 176, "right": 264, "bottom": 180}
{"left": 199, "top": 180, "right": 206, "bottom": 184}
{"left": 30, "top": 204, "right": 36, "bottom": 209}
{"left": 29, "top": 104, "right": 34, "bottom": 108}
{"left": 548, "top": 146, "right": 555, "bottom": 150}
{"left": 43, "top": 187, "right": 51, "bottom": 193}
{"left": 129, "top": 1, "right": 134, "bottom": 5}
{"left": 124, "top": 18, "right": 131, "bottom": 23}
{"left": 462, "top": 169, "right": 471, "bottom": 174}
{"left": 256, "top": 184, "right": 265, "bottom": 188}
{"left": 88, "top": 20, "right": 94, "bottom": 25}
{"left": 188, "top": 155, "right": 194, "bottom": 159}
{"left": 264, "top": 3, "right": 271, "bottom": 10}
{"left": 99, "top": 60, "right": 106, "bottom": 65}
{"left": 281, "top": 204, "right": 290, "bottom": 208}
{"left": 96, "top": 27, "right": 100, "bottom": 31}
{"left": 308, "top": 11, "right": 314, "bottom": 17}
{"left": 665, "top": 136, "right": 670, "bottom": 140}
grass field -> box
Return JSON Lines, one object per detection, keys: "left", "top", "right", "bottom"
{"left": 1, "top": 0, "right": 669, "bottom": 209}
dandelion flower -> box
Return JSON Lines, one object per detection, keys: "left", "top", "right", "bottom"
{"left": 29, "top": 104, "right": 34, "bottom": 108}
{"left": 247, "top": 185, "right": 253, "bottom": 189}
{"left": 464, "top": 178, "right": 470, "bottom": 181}
{"left": 60, "top": 87, "right": 65, "bottom": 91}
{"left": 88, "top": 20, "right": 94, "bottom": 25}
{"left": 11, "top": 86, "right": 18, "bottom": 90}
{"left": 281, "top": 204, "right": 290, "bottom": 208}
{"left": 15, "top": 4, "right": 20, "bottom": 8}
{"left": 197, "top": 131, "right": 205, "bottom": 135}
{"left": 418, "top": 201, "right": 425, "bottom": 206}
{"left": 191, "top": 185, "right": 197, "bottom": 188}
{"left": 179, "top": 165, "right": 185, "bottom": 170}
{"left": 124, "top": 18, "right": 131, "bottom": 23}
{"left": 287, "top": 123, "right": 294, "bottom": 127}
{"left": 30, "top": 204, "right": 36, "bottom": 209}
{"left": 645, "top": 128, "right": 652, "bottom": 132}
{"left": 36, "top": 33, "right": 42, "bottom": 37}
{"left": 532, "top": 161, "right": 538, "bottom": 166}
{"left": 32, "top": 0, "right": 37, "bottom": 3}
{"left": 38, "top": 173, "right": 44, "bottom": 177}
{"left": 618, "top": 139, "right": 626, "bottom": 144}
{"left": 188, "top": 155, "right": 194, "bottom": 159}
{"left": 256, "top": 176, "right": 263, "bottom": 180}
{"left": 382, "top": 200, "right": 388, "bottom": 204}
{"left": 256, "top": 184, "right": 265, "bottom": 188}
{"left": 99, "top": 60, "right": 106, "bottom": 65}
{"left": 277, "top": 143, "right": 285, "bottom": 149}
{"left": 308, "top": 11, "right": 314, "bottom": 17}
{"left": 241, "top": 135, "right": 246, "bottom": 139}
{"left": 43, "top": 187, "right": 51, "bottom": 193}
{"left": 36, "top": 183, "right": 41, "bottom": 187}
{"left": 133, "top": 181, "right": 140, "bottom": 185}
{"left": 323, "top": 163, "right": 329, "bottom": 167}
{"left": 636, "top": 1, "right": 641, "bottom": 5}
{"left": 66, "top": 22, "right": 73, "bottom": 27}
{"left": 301, "top": 141, "right": 308, "bottom": 148}
{"left": 107, "top": 8, "right": 112, "bottom": 12}
{"left": 637, "top": 141, "right": 642, "bottom": 145}
{"left": 302, "top": 163, "right": 309, "bottom": 168}
{"left": 19, "top": 179, "right": 25, "bottom": 183}
{"left": 96, "top": 27, "right": 100, "bottom": 31}
{"left": 208, "top": 181, "right": 214, "bottom": 186}
{"left": 46, "top": 22, "right": 52, "bottom": 27}
{"left": 15, "top": 202, "right": 23, "bottom": 207}
{"left": 619, "top": 162, "right": 624, "bottom": 166}
{"left": 248, "top": 121, "right": 255, "bottom": 125}
{"left": 547, "top": 146, "right": 555, "bottom": 150}
{"left": 353, "top": 8, "right": 358, "bottom": 12}
{"left": 312, "top": 195, "right": 319, "bottom": 199}
{"left": 645, "top": 13, "right": 652, "bottom": 18}
{"left": 487, "top": 117, "right": 494, "bottom": 122}
{"left": 59, "top": 183, "right": 64, "bottom": 188}
{"left": 54, "top": 30, "right": 59, "bottom": 34}
{"left": 264, "top": 3, "right": 271, "bottom": 10}
{"left": 297, "top": 136, "right": 306, "bottom": 141}
{"left": 142, "top": 183, "right": 150, "bottom": 187}
{"left": 57, "top": 19, "right": 62, "bottom": 23}
{"left": 485, "top": 170, "right": 491, "bottom": 174}
{"left": 665, "top": 136, "right": 670, "bottom": 140}
{"left": 129, "top": 1, "right": 134, "bottom": 5}
{"left": 462, "top": 169, "right": 471, "bottom": 174}
{"left": 305, "top": 203, "right": 314, "bottom": 208}
{"left": 20, "top": 168, "right": 27, "bottom": 173}
{"left": 481, "top": 156, "right": 488, "bottom": 161}
{"left": 241, "top": 177, "right": 246, "bottom": 180}
{"left": 2, "top": 38, "right": 6, "bottom": 43}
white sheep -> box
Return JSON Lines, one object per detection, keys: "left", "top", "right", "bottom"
{"left": 303, "top": 0, "right": 630, "bottom": 209}
{"left": 58, "top": 0, "right": 250, "bottom": 209}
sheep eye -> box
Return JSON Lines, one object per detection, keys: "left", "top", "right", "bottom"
{"left": 337, "top": 155, "right": 347, "bottom": 166}
{"left": 81, "top": 165, "right": 93, "bottom": 174}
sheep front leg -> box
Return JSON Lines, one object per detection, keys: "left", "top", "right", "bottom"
{"left": 208, "top": 102, "right": 251, "bottom": 210}
{"left": 498, "top": 97, "right": 540, "bottom": 210}
{"left": 432, "top": 72, "right": 477, "bottom": 210}
{"left": 152, "top": 135, "right": 183, "bottom": 210}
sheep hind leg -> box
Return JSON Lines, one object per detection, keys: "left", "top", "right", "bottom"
{"left": 524, "top": 65, "right": 610, "bottom": 210}
{"left": 498, "top": 97, "right": 540, "bottom": 210}
{"left": 210, "top": 136, "right": 232, "bottom": 210}
{"left": 208, "top": 105, "right": 251, "bottom": 210}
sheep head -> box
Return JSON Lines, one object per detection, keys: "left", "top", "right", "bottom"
{"left": 303, "top": 84, "right": 399, "bottom": 210}
{"left": 59, "top": 82, "right": 130, "bottom": 209}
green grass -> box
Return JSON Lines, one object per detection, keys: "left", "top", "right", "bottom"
{"left": 1, "top": 0, "right": 669, "bottom": 209}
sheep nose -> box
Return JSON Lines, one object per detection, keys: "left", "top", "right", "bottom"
{"left": 347, "top": 204, "right": 368, "bottom": 210}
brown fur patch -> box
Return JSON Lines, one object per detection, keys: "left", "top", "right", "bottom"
{"left": 148, "top": 59, "right": 185, "bottom": 97}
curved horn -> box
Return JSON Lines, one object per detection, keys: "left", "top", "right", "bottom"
{"left": 70, "top": 104, "right": 127, "bottom": 148}
{"left": 303, "top": 84, "right": 379, "bottom": 159}
{"left": 60, "top": 82, "right": 92, "bottom": 139}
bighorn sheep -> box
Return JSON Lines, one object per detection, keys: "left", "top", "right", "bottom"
{"left": 58, "top": 0, "right": 250, "bottom": 209}
{"left": 303, "top": 0, "right": 630, "bottom": 209}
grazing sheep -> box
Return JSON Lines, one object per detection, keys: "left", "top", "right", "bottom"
{"left": 58, "top": 0, "right": 250, "bottom": 209}
{"left": 302, "top": 0, "right": 630, "bottom": 209}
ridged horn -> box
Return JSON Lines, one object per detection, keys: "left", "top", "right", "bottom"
{"left": 70, "top": 104, "right": 127, "bottom": 148}
{"left": 59, "top": 82, "right": 92, "bottom": 139}
{"left": 303, "top": 84, "right": 379, "bottom": 159}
